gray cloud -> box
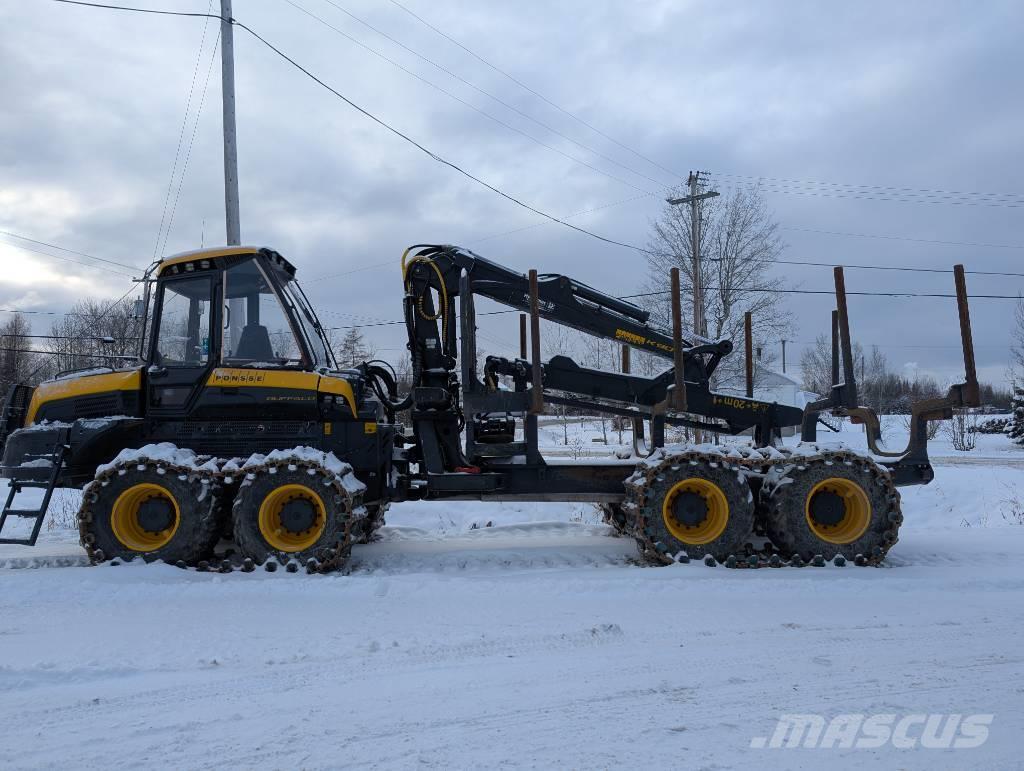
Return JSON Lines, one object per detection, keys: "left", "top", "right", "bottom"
{"left": 1, "top": 0, "right": 1021, "bottom": 385}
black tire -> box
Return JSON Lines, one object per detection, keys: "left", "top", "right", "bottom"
{"left": 231, "top": 465, "right": 357, "bottom": 566}
{"left": 78, "top": 464, "right": 221, "bottom": 565}
{"left": 763, "top": 455, "right": 901, "bottom": 563}
{"left": 213, "top": 481, "right": 239, "bottom": 541}
{"left": 355, "top": 502, "right": 388, "bottom": 544}
{"left": 635, "top": 459, "right": 755, "bottom": 561}
{"left": 600, "top": 503, "right": 629, "bottom": 535}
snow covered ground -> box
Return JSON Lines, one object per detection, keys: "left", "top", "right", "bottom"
{"left": 1, "top": 419, "right": 1022, "bottom": 768}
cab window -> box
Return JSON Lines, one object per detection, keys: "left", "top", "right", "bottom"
{"left": 222, "top": 259, "right": 305, "bottom": 367}
{"left": 154, "top": 275, "right": 212, "bottom": 366}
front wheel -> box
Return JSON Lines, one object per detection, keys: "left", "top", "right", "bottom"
{"left": 631, "top": 458, "right": 755, "bottom": 562}
{"left": 78, "top": 463, "right": 220, "bottom": 564}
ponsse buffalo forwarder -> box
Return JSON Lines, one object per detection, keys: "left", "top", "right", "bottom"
{"left": 0, "top": 245, "right": 980, "bottom": 571}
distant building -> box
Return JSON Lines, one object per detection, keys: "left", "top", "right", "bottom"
{"left": 754, "top": 365, "right": 817, "bottom": 409}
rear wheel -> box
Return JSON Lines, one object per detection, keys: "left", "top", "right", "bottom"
{"left": 632, "top": 458, "right": 755, "bottom": 562}
{"left": 78, "top": 465, "right": 220, "bottom": 564}
{"left": 763, "top": 455, "right": 901, "bottom": 563}
{"left": 232, "top": 464, "right": 359, "bottom": 568}
{"left": 599, "top": 503, "right": 629, "bottom": 535}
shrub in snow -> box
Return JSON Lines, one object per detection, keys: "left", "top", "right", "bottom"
{"left": 976, "top": 417, "right": 1009, "bottom": 434}
{"left": 944, "top": 409, "right": 977, "bottom": 452}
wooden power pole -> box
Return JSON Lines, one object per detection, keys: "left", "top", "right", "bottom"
{"left": 667, "top": 171, "right": 718, "bottom": 338}
{"left": 220, "top": 0, "right": 244, "bottom": 348}
{"left": 220, "top": 0, "right": 240, "bottom": 246}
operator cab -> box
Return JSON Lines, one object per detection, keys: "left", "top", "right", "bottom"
{"left": 151, "top": 246, "right": 334, "bottom": 373}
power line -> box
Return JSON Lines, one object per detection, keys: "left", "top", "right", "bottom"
{"left": 0, "top": 300, "right": 141, "bottom": 318}
{"left": 790, "top": 340, "right": 1013, "bottom": 351}
{"left": 0, "top": 309, "right": 72, "bottom": 317}
{"left": 152, "top": 0, "right": 215, "bottom": 261}
{"left": 281, "top": 0, "right": 657, "bottom": 194}
{"left": 384, "top": 0, "right": 685, "bottom": 182}
{"left": 467, "top": 191, "right": 655, "bottom": 245}
{"left": 51, "top": 0, "right": 219, "bottom": 20}
{"left": 324, "top": 283, "right": 1023, "bottom": 332}
{"left": 302, "top": 0, "right": 672, "bottom": 189}
{"left": 0, "top": 333, "right": 141, "bottom": 342}
{"left": 709, "top": 177, "right": 1023, "bottom": 210}
{"left": 709, "top": 170, "right": 1024, "bottom": 204}
{"left": 326, "top": 308, "right": 518, "bottom": 330}
{"left": 622, "top": 287, "right": 1024, "bottom": 301}
{"left": 309, "top": 259, "right": 393, "bottom": 282}
{"left": 779, "top": 225, "right": 1024, "bottom": 251}
{"left": 159, "top": 25, "right": 221, "bottom": 257}
{"left": 49, "top": 0, "right": 1024, "bottom": 312}
{"left": 0, "top": 239, "right": 137, "bottom": 279}
{"left": 226, "top": 17, "right": 653, "bottom": 254}
{"left": 466, "top": 186, "right": 1024, "bottom": 251}
{"left": 698, "top": 255, "right": 1024, "bottom": 279}
{"left": 0, "top": 229, "right": 144, "bottom": 272}
{"left": 52, "top": 2, "right": 647, "bottom": 254}
{"left": 383, "top": 1, "right": 1024, "bottom": 212}
{"left": 0, "top": 346, "right": 136, "bottom": 361}
{"left": 53, "top": 1, "right": 1024, "bottom": 269}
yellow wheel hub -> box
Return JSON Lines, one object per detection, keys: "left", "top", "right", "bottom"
{"left": 258, "top": 484, "right": 327, "bottom": 552}
{"left": 110, "top": 483, "right": 180, "bottom": 552}
{"left": 805, "top": 477, "right": 871, "bottom": 544}
{"left": 661, "top": 478, "right": 730, "bottom": 545}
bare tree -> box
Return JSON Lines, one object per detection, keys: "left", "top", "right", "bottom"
{"left": 579, "top": 335, "right": 621, "bottom": 444}
{"left": 643, "top": 184, "right": 792, "bottom": 389}
{"left": 799, "top": 334, "right": 864, "bottom": 398}
{"left": 394, "top": 351, "right": 413, "bottom": 394}
{"left": 944, "top": 408, "right": 978, "bottom": 451}
{"left": 542, "top": 322, "right": 578, "bottom": 444}
{"left": 44, "top": 298, "right": 142, "bottom": 376}
{"left": 0, "top": 314, "right": 47, "bottom": 392}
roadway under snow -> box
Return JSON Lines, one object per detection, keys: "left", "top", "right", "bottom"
{"left": 0, "top": 422, "right": 1022, "bottom": 768}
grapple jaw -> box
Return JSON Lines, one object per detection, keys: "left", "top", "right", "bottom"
{"left": 800, "top": 264, "right": 980, "bottom": 486}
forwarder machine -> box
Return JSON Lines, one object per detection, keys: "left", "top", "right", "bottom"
{"left": 0, "top": 244, "right": 980, "bottom": 571}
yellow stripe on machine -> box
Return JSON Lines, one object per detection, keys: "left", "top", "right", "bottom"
{"left": 26, "top": 369, "right": 142, "bottom": 425}
{"left": 206, "top": 368, "right": 357, "bottom": 416}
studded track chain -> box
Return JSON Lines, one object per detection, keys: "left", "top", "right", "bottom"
{"left": 77, "top": 449, "right": 373, "bottom": 574}
{"left": 622, "top": 445, "right": 901, "bottom": 569}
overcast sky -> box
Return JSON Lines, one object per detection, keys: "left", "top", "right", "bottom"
{"left": 2, "top": 0, "right": 1021, "bottom": 386}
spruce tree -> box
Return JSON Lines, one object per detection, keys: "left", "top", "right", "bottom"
{"left": 1008, "top": 387, "right": 1024, "bottom": 446}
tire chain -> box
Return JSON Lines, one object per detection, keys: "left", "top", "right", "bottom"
{"left": 77, "top": 449, "right": 374, "bottom": 574}
{"left": 78, "top": 445, "right": 900, "bottom": 573}
{"left": 622, "top": 445, "right": 900, "bottom": 569}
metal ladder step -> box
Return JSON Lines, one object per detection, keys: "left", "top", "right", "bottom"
{"left": 0, "top": 479, "right": 52, "bottom": 489}
{"left": 0, "top": 435, "right": 69, "bottom": 547}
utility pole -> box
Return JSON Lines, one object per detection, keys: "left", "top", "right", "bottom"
{"left": 221, "top": 0, "right": 240, "bottom": 246}
{"left": 667, "top": 172, "right": 717, "bottom": 443}
{"left": 220, "top": 0, "right": 244, "bottom": 350}
{"left": 667, "top": 172, "right": 718, "bottom": 339}
{"left": 781, "top": 339, "right": 787, "bottom": 373}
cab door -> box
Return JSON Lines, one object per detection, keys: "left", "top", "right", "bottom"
{"left": 146, "top": 272, "right": 218, "bottom": 417}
